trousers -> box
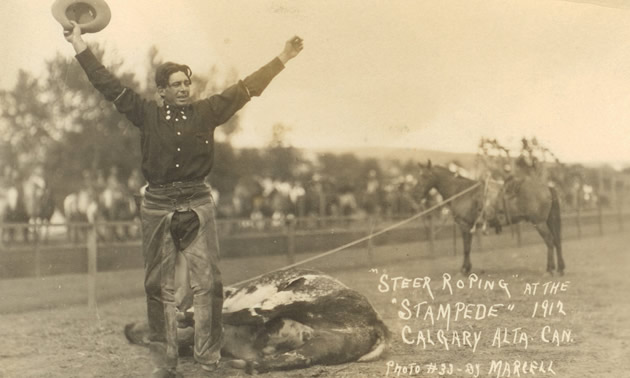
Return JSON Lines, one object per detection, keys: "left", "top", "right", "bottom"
{"left": 141, "top": 182, "right": 223, "bottom": 369}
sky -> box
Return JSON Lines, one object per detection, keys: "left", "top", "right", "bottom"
{"left": 2, "top": 0, "right": 630, "bottom": 166}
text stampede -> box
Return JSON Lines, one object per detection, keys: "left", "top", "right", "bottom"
{"left": 398, "top": 299, "right": 506, "bottom": 330}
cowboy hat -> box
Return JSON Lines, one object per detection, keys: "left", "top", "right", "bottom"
{"left": 51, "top": 0, "right": 111, "bottom": 34}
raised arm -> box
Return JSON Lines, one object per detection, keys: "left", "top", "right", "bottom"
{"left": 277, "top": 36, "right": 304, "bottom": 65}
{"left": 63, "top": 22, "right": 146, "bottom": 127}
{"left": 203, "top": 36, "right": 305, "bottom": 127}
{"left": 244, "top": 35, "right": 304, "bottom": 96}
{"left": 64, "top": 21, "right": 88, "bottom": 54}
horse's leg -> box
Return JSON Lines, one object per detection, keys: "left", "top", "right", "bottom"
{"left": 547, "top": 190, "right": 564, "bottom": 275}
{"left": 461, "top": 227, "right": 473, "bottom": 274}
{"left": 534, "top": 222, "right": 556, "bottom": 275}
{"left": 553, "top": 234, "right": 565, "bottom": 276}
{"left": 546, "top": 222, "right": 565, "bottom": 275}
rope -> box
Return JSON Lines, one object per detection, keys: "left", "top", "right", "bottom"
{"left": 231, "top": 181, "right": 482, "bottom": 287}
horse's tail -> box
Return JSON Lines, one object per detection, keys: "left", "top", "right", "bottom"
{"left": 547, "top": 187, "right": 562, "bottom": 251}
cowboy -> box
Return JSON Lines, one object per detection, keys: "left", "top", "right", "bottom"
{"left": 63, "top": 21, "right": 303, "bottom": 377}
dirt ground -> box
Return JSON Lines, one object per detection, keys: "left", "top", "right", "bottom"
{"left": 1, "top": 231, "right": 629, "bottom": 378}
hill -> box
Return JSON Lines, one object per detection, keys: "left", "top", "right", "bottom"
{"left": 302, "top": 146, "right": 629, "bottom": 171}
{"left": 304, "top": 146, "right": 478, "bottom": 168}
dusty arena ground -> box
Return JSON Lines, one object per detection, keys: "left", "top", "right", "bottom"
{"left": 1, "top": 231, "right": 629, "bottom": 377}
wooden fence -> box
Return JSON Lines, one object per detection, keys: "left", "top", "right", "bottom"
{"left": 1, "top": 205, "right": 628, "bottom": 309}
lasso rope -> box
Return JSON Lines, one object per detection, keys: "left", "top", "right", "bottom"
{"left": 232, "top": 181, "right": 482, "bottom": 287}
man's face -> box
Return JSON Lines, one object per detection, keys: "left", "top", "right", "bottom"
{"left": 159, "top": 71, "right": 191, "bottom": 106}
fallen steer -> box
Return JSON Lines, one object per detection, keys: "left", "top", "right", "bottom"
{"left": 125, "top": 268, "right": 390, "bottom": 373}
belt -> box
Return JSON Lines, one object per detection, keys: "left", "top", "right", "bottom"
{"left": 149, "top": 179, "right": 205, "bottom": 189}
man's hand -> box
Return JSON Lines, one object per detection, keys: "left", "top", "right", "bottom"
{"left": 64, "top": 21, "right": 88, "bottom": 54}
{"left": 278, "top": 36, "right": 304, "bottom": 65}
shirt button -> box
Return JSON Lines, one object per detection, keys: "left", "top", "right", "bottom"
{"left": 177, "top": 131, "right": 181, "bottom": 136}
{"left": 175, "top": 164, "right": 180, "bottom": 168}
{"left": 205, "top": 140, "right": 209, "bottom": 144}
{"left": 177, "top": 147, "right": 181, "bottom": 151}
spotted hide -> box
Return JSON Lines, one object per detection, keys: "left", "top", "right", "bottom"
{"left": 124, "top": 268, "right": 390, "bottom": 373}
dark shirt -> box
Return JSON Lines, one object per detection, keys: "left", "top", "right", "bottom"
{"left": 75, "top": 48, "right": 284, "bottom": 186}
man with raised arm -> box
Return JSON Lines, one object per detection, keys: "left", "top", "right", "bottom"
{"left": 64, "top": 21, "right": 304, "bottom": 377}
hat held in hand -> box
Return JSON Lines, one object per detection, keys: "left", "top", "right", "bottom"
{"left": 52, "top": 0, "right": 111, "bottom": 34}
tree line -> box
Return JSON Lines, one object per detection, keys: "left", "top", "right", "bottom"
{"left": 0, "top": 44, "right": 408, "bottom": 209}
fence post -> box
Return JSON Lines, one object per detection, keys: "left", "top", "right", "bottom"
{"left": 286, "top": 217, "right": 296, "bottom": 265}
{"left": 576, "top": 206, "right": 582, "bottom": 239}
{"left": 516, "top": 223, "right": 522, "bottom": 248}
{"left": 367, "top": 217, "right": 375, "bottom": 265}
{"left": 428, "top": 215, "right": 435, "bottom": 254}
{"left": 475, "top": 228, "right": 483, "bottom": 252}
{"left": 618, "top": 188, "right": 624, "bottom": 232}
{"left": 87, "top": 223, "right": 98, "bottom": 310}
{"left": 597, "top": 203, "right": 604, "bottom": 236}
{"left": 34, "top": 224, "right": 41, "bottom": 278}
{"left": 452, "top": 223, "right": 458, "bottom": 256}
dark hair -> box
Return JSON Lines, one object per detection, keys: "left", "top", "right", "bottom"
{"left": 155, "top": 62, "right": 192, "bottom": 88}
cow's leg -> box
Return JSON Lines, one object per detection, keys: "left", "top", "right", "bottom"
{"left": 125, "top": 321, "right": 152, "bottom": 346}
{"left": 259, "top": 318, "right": 314, "bottom": 356}
{"left": 252, "top": 331, "right": 343, "bottom": 373}
{"left": 253, "top": 328, "right": 372, "bottom": 373}
{"left": 124, "top": 321, "right": 194, "bottom": 353}
{"left": 534, "top": 222, "right": 556, "bottom": 275}
{"left": 222, "top": 324, "right": 264, "bottom": 362}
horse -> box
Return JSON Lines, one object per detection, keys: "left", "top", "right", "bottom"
{"left": 415, "top": 160, "right": 564, "bottom": 275}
